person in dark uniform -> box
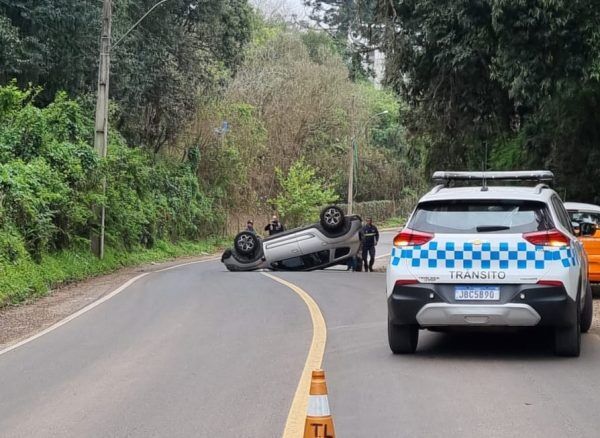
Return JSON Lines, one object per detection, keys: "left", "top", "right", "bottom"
{"left": 264, "top": 215, "right": 284, "bottom": 236}
{"left": 361, "top": 217, "right": 379, "bottom": 272}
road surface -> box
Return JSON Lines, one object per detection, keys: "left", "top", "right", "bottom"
{"left": 1, "top": 231, "right": 600, "bottom": 437}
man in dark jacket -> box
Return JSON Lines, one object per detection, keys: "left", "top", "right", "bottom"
{"left": 264, "top": 215, "right": 284, "bottom": 236}
{"left": 361, "top": 217, "right": 379, "bottom": 272}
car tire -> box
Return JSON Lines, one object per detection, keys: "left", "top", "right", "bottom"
{"left": 554, "top": 298, "right": 581, "bottom": 357}
{"left": 233, "top": 231, "right": 259, "bottom": 256}
{"left": 581, "top": 281, "right": 593, "bottom": 333}
{"left": 320, "top": 206, "right": 345, "bottom": 231}
{"left": 388, "top": 321, "right": 419, "bottom": 354}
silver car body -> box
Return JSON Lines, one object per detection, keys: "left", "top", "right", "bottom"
{"left": 222, "top": 215, "right": 363, "bottom": 271}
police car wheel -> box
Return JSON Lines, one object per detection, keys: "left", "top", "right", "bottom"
{"left": 320, "top": 206, "right": 345, "bottom": 231}
{"left": 388, "top": 321, "right": 418, "bottom": 354}
{"left": 234, "top": 231, "right": 259, "bottom": 256}
{"left": 581, "top": 282, "right": 593, "bottom": 333}
{"left": 554, "top": 298, "right": 581, "bottom": 357}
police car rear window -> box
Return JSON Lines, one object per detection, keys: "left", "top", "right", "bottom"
{"left": 409, "top": 200, "right": 553, "bottom": 234}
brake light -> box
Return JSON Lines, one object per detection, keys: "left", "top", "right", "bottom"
{"left": 537, "top": 280, "right": 564, "bottom": 288}
{"left": 393, "top": 229, "right": 434, "bottom": 247}
{"left": 522, "top": 229, "right": 570, "bottom": 247}
{"left": 395, "top": 279, "right": 420, "bottom": 286}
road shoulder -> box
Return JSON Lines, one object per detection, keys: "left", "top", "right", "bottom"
{"left": 0, "top": 254, "right": 218, "bottom": 351}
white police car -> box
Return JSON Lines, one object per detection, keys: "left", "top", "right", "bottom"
{"left": 387, "top": 171, "right": 594, "bottom": 357}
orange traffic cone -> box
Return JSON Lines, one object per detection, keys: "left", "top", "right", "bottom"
{"left": 304, "top": 369, "right": 335, "bottom": 438}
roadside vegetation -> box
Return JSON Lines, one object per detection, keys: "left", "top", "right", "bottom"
{"left": 308, "top": 0, "right": 600, "bottom": 201}
{"left": 4, "top": 1, "right": 595, "bottom": 305}
{"left": 0, "top": 2, "right": 411, "bottom": 306}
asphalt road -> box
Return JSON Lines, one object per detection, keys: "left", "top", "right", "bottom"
{"left": 1, "top": 231, "right": 600, "bottom": 437}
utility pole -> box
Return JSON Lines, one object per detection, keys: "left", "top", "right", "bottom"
{"left": 347, "top": 107, "right": 389, "bottom": 216}
{"left": 91, "top": 0, "right": 112, "bottom": 259}
{"left": 347, "top": 138, "right": 356, "bottom": 215}
{"left": 347, "top": 97, "right": 356, "bottom": 215}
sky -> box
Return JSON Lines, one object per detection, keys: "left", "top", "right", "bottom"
{"left": 251, "top": 0, "right": 310, "bottom": 21}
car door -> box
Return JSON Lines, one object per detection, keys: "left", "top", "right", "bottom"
{"left": 296, "top": 229, "right": 328, "bottom": 255}
{"left": 263, "top": 234, "right": 301, "bottom": 263}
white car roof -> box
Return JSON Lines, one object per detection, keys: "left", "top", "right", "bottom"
{"left": 563, "top": 202, "right": 600, "bottom": 213}
{"left": 421, "top": 185, "right": 555, "bottom": 203}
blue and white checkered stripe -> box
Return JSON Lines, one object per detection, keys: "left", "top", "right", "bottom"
{"left": 390, "top": 241, "right": 578, "bottom": 270}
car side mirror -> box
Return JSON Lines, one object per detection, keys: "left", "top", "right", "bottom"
{"left": 572, "top": 222, "right": 581, "bottom": 237}
{"left": 580, "top": 222, "right": 597, "bottom": 237}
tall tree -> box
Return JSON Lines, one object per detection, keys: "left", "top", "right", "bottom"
{"left": 313, "top": 0, "right": 600, "bottom": 200}
{"left": 0, "top": 0, "right": 253, "bottom": 151}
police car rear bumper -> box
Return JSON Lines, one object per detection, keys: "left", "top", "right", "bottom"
{"left": 388, "top": 283, "right": 576, "bottom": 328}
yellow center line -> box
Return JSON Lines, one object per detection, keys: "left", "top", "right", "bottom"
{"left": 261, "top": 272, "right": 327, "bottom": 438}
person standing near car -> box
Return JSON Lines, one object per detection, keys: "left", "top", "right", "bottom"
{"left": 264, "top": 215, "right": 284, "bottom": 236}
{"left": 362, "top": 217, "right": 379, "bottom": 272}
{"left": 245, "top": 220, "right": 255, "bottom": 233}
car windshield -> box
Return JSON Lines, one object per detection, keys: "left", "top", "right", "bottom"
{"left": 568, "top": 210, "right": 600, "bottom": 225}
{"left": 409, "top": 199, "right": 553, "bottom": 234}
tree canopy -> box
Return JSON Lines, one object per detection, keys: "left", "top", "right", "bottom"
{"left": 308, "top": 0, "right": 600, "bottom": 202}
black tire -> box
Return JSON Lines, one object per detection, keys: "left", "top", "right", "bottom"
{"left": 581, "top": 281, "right": 593, "bottom": 333}
{"left": 233, "top": 231, "right": 259, "bottom": 256}
{"left": 554, "top": 296, "right": 581, "bottom": 357}
{"left": 320, "top": 205, "right": 345, "bottom": 231}
{"left": 388, "top": 321, "right": 419, "bottom": 354}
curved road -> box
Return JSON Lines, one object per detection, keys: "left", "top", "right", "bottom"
{"left": 1, "top": 232, "right": 600, "bottom": 437}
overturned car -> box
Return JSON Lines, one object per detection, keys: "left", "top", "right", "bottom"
{"left": 221, "top": 206, "right": 362, "bottom": 271}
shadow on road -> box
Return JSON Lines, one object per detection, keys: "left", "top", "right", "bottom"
{"left": 410, "top": 329, "right": 583, "bottom": 361}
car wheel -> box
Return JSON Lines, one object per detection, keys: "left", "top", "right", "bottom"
{"left": 581, "top": 281, "right": 593, "bottom": 333}
{"left": 320, "top": 205, "right": 345, "bottom": 231}
{"left": 388, "top": 320, "right": 419, "bottom": 354}
{"left": 234, "top": 231, "right": 259, "bottom": 256}
{"left": 554, "top": 297, "right": 581, "bottom": 357}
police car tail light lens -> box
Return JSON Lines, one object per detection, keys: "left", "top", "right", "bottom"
{"left": 522, "top": 229, "right": 570, "bottom": 247}
{"left": 537, "top": 280, "right": 564, "bottom": 288}
{"left": 393, "top": 229, "right": 434, "bottom": 247}
{"left": 395, "top": 279, "right": 420, "bottom": 286}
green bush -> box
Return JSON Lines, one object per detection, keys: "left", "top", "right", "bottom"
{"left": 272, "top": 159, "right": 338, "bottom": 227}
{"left": 0, "top": 83, "right": 225, "bottom": 306}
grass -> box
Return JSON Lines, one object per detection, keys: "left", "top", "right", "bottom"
{"left": 0, "top": 237, "right": 228, "bottom": 308}
{"left": 379, "top": 216, "right": 406, "bottom": 229}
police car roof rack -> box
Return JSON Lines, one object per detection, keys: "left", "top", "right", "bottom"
{"left": 432, "top": 171, "right": 554, "bottom": 189}
{"left": 534, "top": 183, "right": 550, "bottom": 194}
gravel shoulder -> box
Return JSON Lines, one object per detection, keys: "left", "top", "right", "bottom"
{"left": 0, "top": 254, "right": 218, "bottom": 351}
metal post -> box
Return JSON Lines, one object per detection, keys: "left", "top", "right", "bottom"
{"left": 91, "top": 0, "right": 112, "bottom": 259}
{"left": 347, "top": 97, "right": 356, "bottom": 215}
{"left": 347, "top": 137, "right": 355, "bottom": 215}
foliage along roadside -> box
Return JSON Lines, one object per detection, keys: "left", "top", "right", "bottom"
{"left": 0, "top": 83, "right": 226, "bottom": 307}
{"left": 187, "top": 28, "right": 421, "bottom": 217}
{"left": 309, "top": 0, "right": 600, "bottom": 203}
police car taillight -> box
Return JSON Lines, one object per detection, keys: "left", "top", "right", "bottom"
{"left": 395, "top": 279, "right": 420, "bottom": 286}
{"left": 537, "top": 280, "right": 564, "bottom": 287}
{"left": 522, "top": 229, "right": 570, "bottom": 247}
{"left": 393, "top": 229, "right": 434, "bottom": 247}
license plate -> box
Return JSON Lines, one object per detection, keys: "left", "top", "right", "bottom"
{"left": 454, "top": 286, "right": 500, "bottom": 301}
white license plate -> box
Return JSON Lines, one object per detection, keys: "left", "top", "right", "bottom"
{"left": 454, "top": 286, "right": 500, "bottom": 301}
